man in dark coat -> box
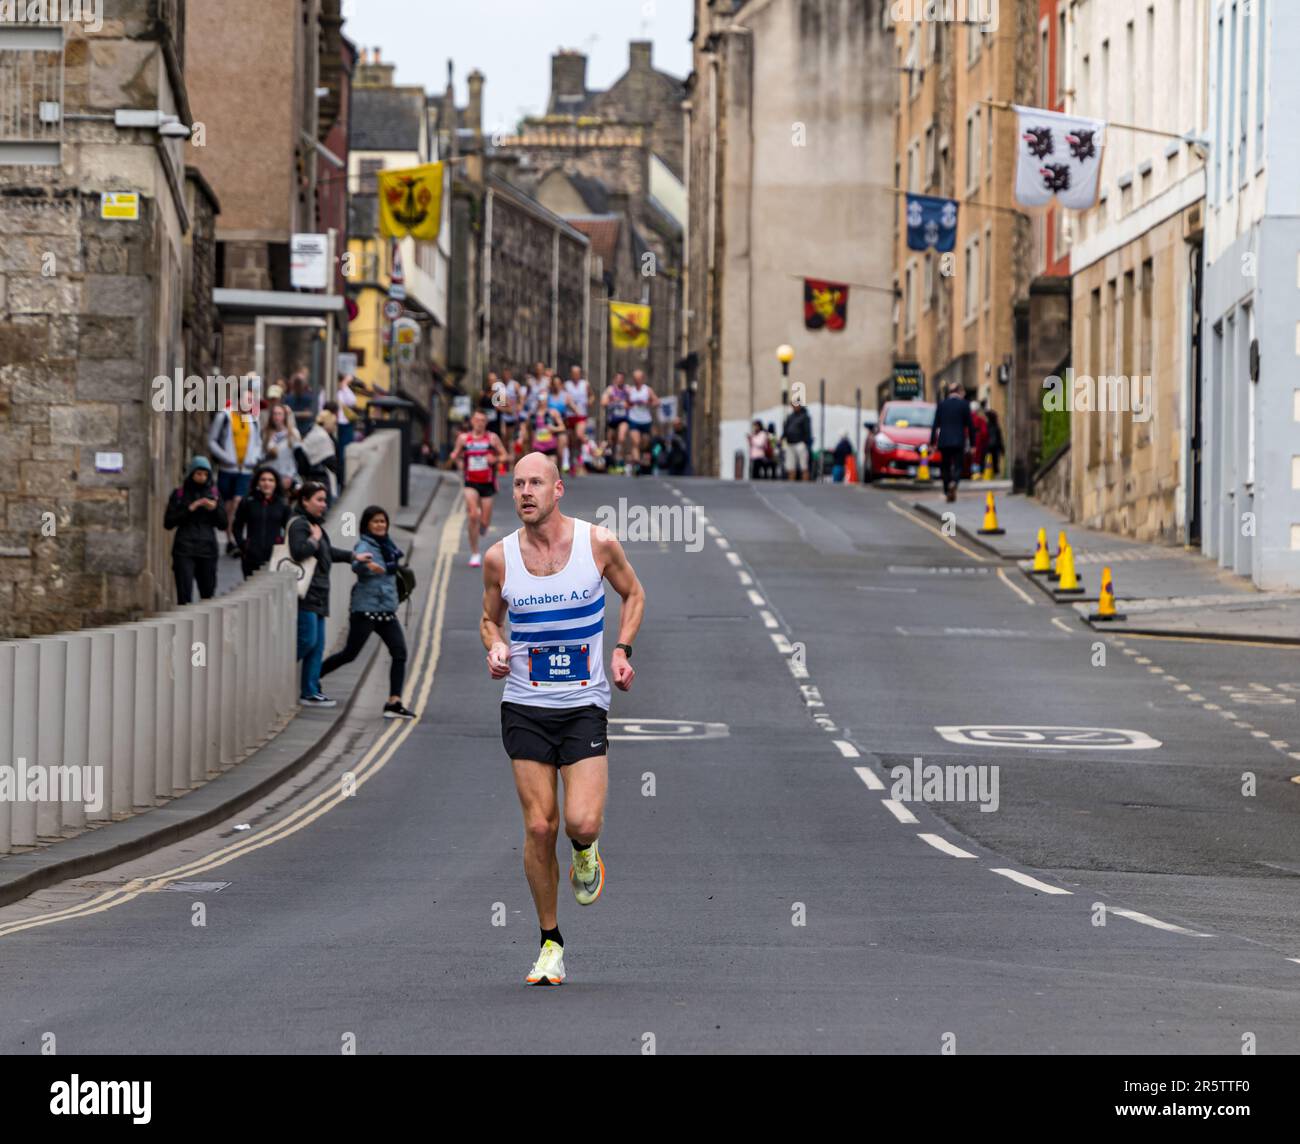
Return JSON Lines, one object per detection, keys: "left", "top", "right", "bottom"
{"left": 928, "top": 383, "right": 976, "bottom": 502}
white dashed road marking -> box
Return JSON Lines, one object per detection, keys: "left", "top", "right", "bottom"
{"left": 918, "top": 833, "right": 977, "bottom": 858}
{"left": 990, "top": 868, "right": 1073, "bottom": 895}
{"left": 854, "top": 766, "right": 884, "bottom": 791}
{"left": 881, "top": 799, "right": 919, "bottom": 825}
{"left": 832, "top": 740, "right": 860, "bottom": 758}
{"left": 1111, "top": 908, "right": 1212, "bottom": 938}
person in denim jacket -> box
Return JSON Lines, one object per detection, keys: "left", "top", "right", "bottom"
{"left": 320, "top": 505, "right": 415, "bottom": 719}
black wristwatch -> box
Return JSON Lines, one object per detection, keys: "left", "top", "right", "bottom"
{"left": 615, "top": 643, "right": 633, "bottom": 659}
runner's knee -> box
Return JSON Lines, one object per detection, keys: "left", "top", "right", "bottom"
{"left": 525, "top": 815, "right": 558, "bottom": 847}
{"left": 564, "top": 810, "right": 602, "bottom": 845}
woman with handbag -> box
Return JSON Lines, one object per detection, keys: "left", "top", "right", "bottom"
{"left": 287, "top": 481, "right": 360, "bottom": 708}
{"left": 320, "top": 505, "right": 416, "bottom": 720}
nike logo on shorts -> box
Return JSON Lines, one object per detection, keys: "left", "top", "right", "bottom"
{"left": 590, "top": 740, "right": 603, "bottom": 749}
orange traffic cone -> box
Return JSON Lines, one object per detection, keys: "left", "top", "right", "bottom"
{"left": 1049, "top": 530, "right": 1067, "bottom": 580}
{"left": 916, "top": 446, "right": 931, "bottom": 483}
{"left": 845, "top": 452, "right": 858, "bottom": 485}
{"left": 1088, "top": 567, "right": 1126, "bottom": 620}
{"left": 1030, "top": 528, "right": 1051, "bottom": 574}
{"left": 1055, "top": 543, "right": 1085, "bottom": 593}
{"left": 979, "top": 492, "right": 1005, "bottom": 535}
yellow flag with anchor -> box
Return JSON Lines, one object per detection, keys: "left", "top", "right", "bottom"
{"left": 378, "top": 163, "right": 444, "bottom": 241}
{"left": 609, "top": 301, "right": 651, "bottom": 349}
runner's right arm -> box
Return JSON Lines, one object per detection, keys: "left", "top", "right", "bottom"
{"left": 480, "top": 542, "right": 511, "bottom": 678}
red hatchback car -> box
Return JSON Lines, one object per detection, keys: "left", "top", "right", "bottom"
{"left": 864, "top": 401, "right": 939, "bottom": 480}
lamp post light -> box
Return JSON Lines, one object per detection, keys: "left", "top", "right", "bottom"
{"left": 776, "top": 343, "right": 794, "bottom": 407}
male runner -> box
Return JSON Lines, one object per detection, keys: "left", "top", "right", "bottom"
{"left": 481, "top": 452, "right": 645, "bottom": 985}
{"left": 562, "top": 365, "right": 591, "bottom": 477}
{"left": 449, "top": 409, "right": 508, "bottom": 568}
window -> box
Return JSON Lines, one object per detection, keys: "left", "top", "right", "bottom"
{"left": 1240, "top": 0, "right": 1250, "bottom": 184}
{"left": 1125, "top": 22, "right": 1135, "bottom": 122}
{"left": 905, "top": 261, "right": 917, "bottom": 335}
{"left": 967, "top": 24, "right": 980, "bottom": 66}
{"left": 1213, "top": 13, "right": 1223, "bottom": 203}
{"left": 359, "top": 158, "right": 384, "bottom": 193}
{"left": 907, "top": 141, "right": 918, "bottom": 192}
{"left": 964, "top": 237, "right": 980, "bottom": 324}
{"left": 1256, "top": 0, "right": 1266, "bottom": 171}
{"left": 923, "top": 251, "right": 933, "bottom": 312}
{"left": 1081, "top": 54, "right": 1091, "bottom": 117}
{"left": 1227, "top": 3, "right": 1237, "bottom": 199}
{"left": 1055, "top": 202, "right": 1070, "bottom": 260}
{"left": 927, "top": 18, "right": 937, "bottom": 64}
{"left": 985, "top": 92, "right": 993, "bottom": 183}
{"left": 1040, "top": 22, "right": 1050, "bottom": 106}
{"left": 1172, "top": 0, "right": 1182, "bottom": 131}
{"left": 1146, "top": 8, "right": 1155, "bottom": 135}
{"left": 925, "top": 125, "right": 936, "bottom": 188}
{"left": 983, "top": 224, "right": 992, "bottom": 311}
{"left": 965, "top": 111, "right": 980, "bottom": 193}
{"left": 1056, "top": 10, "right": 1068, "bottom": 104}
{"left": 1101, "top": 39, "right": 1110, "bottom": 120}
{"left": 0, "top": 25, "right": 63, "bottom": 166}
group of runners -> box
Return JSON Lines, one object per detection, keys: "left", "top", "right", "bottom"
{"left": 451, "top": 364, "right": 662, "bottom": 569}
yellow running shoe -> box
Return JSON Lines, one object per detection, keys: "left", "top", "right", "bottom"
{"left": 525, "top": 939, "right": 566, "bottom": 986}
{"left": 569, "top": 839, "right": 604, "bottom": 906}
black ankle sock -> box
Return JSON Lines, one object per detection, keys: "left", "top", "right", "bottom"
{"left": 541, "top": 926, "right": 563, "bottom": 948}
{"left": 570, "top": 838, "right": 592, "bottom": 852}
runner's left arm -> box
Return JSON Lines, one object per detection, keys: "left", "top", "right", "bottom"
{"left": 491, "top": 433, "right": 509, "bottom": 464}
{"left": 594, "top": 529, "right": 644, "bottom": 691}
{"left": 481, "top": 543, "right": 511, "bottom": 678}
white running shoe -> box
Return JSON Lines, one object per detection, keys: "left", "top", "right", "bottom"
{"left": 525, "top": 939, "right": 566, "bottom": 986}
{"left": 469, "top": 553, "right": 482, "bottom": 568}
{"left": 569, "top": 839, "right": 604, "bottom": 906}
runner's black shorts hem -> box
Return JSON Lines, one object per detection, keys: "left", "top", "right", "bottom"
{"left": 501, "top": 702, "right": 608, "bottom": 766}
{"left": 464, "top": 479, "right": 496, "bottom": 497}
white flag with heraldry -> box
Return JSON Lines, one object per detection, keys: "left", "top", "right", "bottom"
{"left": 1013, "top": 106, "right": 1106, "bottom": 210}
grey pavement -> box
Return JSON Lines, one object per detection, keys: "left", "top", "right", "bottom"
{"left": 912, "top": 485, "right": 1300, "bottom": 641}
{"left": 0, "top": 476, "right": 1297, "bottom": 1054}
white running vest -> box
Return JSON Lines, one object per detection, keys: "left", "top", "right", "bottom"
{"left": 501, "top": 519, "right": 610, "bottom": 710}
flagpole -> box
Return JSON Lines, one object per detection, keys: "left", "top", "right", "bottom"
{"left": 883, "top": 183, "right": 1029, "bottom": 220}
{"left": 980, "top": 99, "right": 1210, "bottom": 149}
{"left": 789, "top": 274, "right": 897, "bottom": 296}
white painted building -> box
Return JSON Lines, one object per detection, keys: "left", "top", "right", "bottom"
{"left": 1200, "top": 0, "right": 1299, "bottom": 588}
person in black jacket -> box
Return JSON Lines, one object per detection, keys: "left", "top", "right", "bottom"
{"left": 781, "top": 401, "right": 813, "bottom": 481}
{"left": 232, "top": 464, "right": 292, "bottom": 579}
{"left": 929, "top": 383, "right": 976, "bottom": 502}
{"left": 163, "top": 456, "right": 227, "bottom": 604}
{"left": 288, "top": 481, "right": 357, "bottom": 707}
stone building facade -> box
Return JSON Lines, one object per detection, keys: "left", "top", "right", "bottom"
{"left": 0, "top": 2, "right": 213, "bottom": 637}
{"left": 687, "top": 0, "right": 896, "bottom": 478}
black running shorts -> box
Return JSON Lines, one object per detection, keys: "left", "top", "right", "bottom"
{"left": 501, "top": 702, "right": 608, "bottom": 767}
{"left": 465, "top": 478, "right": 496, "bottom": 498}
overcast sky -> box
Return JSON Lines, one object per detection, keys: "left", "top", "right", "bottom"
{"left": 339, "top": 0, "right": 694, "bottom": 136}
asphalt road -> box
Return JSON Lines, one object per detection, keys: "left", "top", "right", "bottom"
{"left": 1, "top": 476, "right": 1297, "bottom": 1054}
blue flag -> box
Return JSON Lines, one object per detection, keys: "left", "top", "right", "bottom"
{"left": 905, "top": 193, "right": 958, "bottom": 253}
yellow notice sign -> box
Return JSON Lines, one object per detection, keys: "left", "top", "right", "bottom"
{"left": 101, "top": 192, "right": 140, "bottom": 221}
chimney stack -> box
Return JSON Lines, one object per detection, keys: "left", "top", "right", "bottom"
{"left": 550, "top": 50, "right": 587, "bottom": 111}
{"left": 466, "top": 70, "right": 485, "bottom": 140}
{"left": 630, "top": 41, "right": 653, "bottom": 71}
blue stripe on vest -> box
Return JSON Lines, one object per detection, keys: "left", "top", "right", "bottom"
{"left": 510, "top": 617, "right": 604, "bottom": 645}
{"left": 508, "top": 596, "right": 605, "bottom": 625}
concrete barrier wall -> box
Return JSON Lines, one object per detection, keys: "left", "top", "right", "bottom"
{"left": 0, "top": 432, "right": 402, "bottom": 857}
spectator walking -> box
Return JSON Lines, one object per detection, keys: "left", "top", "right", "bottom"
{"left": 298, "top": 408, "right": 340, "bottom": 497}
{"left": 233, "top": 464, "right": 292, "bottom": 579}
{"left": 320, "top": 505, "right": 415, "bottom": 720}
{"left": 208, "top": 401, "right": 263, "bottom": 557}
{"left": 163, "top": 456, "right": 226, "bottom": 605}
{"left": 782, "top": 399, "right": 813, "bottom": 481}
{"left": 748, "top": 419, "right": 770, "bottom": 480}
{"left": 985, "top": 408, "right": 1005, "bottom": 478}
{"left": 288, "top": 481, "right": 356, "bottom": 708}
{"left": 929, "top": 383, "right": 976, "bottom": 502}
{"left": 333, "top": 374, "right": 359, "bottom": 489}
{"left": 970, "top": 401, "right": 989, "bottom": 479}
{"left": 263, "top": 402, "right": 301, "bottom": 492}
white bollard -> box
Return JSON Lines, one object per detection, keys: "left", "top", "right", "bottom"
{"left": 60, "top": 633, "right": 92, "bottom": 834}
{"left": 11, "top": 640, "right": 39, "bottom": 846}
{"left": 170, "top": 615, "right": 193, "bottom": 794}
{"left": 86, "top": 630, "right": 114, "bottom": 823}
{"left": 0, "top": 642, "right": 15, "bottom": 854}
{"left": 131, "top": 622, "right": 157, "bottom": 809}
{"left": 109, "top": 627, "right": 137, "bottom": 819}
{"left": 187, "top": 609, "right": 208, "bottom": 787}
{"left": 36, "top": 638, "right": 67, "bottom": 839}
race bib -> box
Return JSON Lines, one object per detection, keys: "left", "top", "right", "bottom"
{"left": 536, "top": 428, "right": 553, "bottom": 444}
{"left": 529, "top": 644, "right": 591, "bottom": 688}
{"left": 467, "top": 453, "right": 490, "bottom": 474}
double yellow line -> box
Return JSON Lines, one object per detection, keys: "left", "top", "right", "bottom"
{"left": 0, "top": 508, "right": 465, "bottom": 940}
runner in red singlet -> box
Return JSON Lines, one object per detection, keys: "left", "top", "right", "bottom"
{"left": 449, "top": 409, "right": 508, "bottom": 568}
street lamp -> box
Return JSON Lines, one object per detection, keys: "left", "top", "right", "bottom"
{"left": 777, "top": 343, "right": 794, "bottom": 406}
